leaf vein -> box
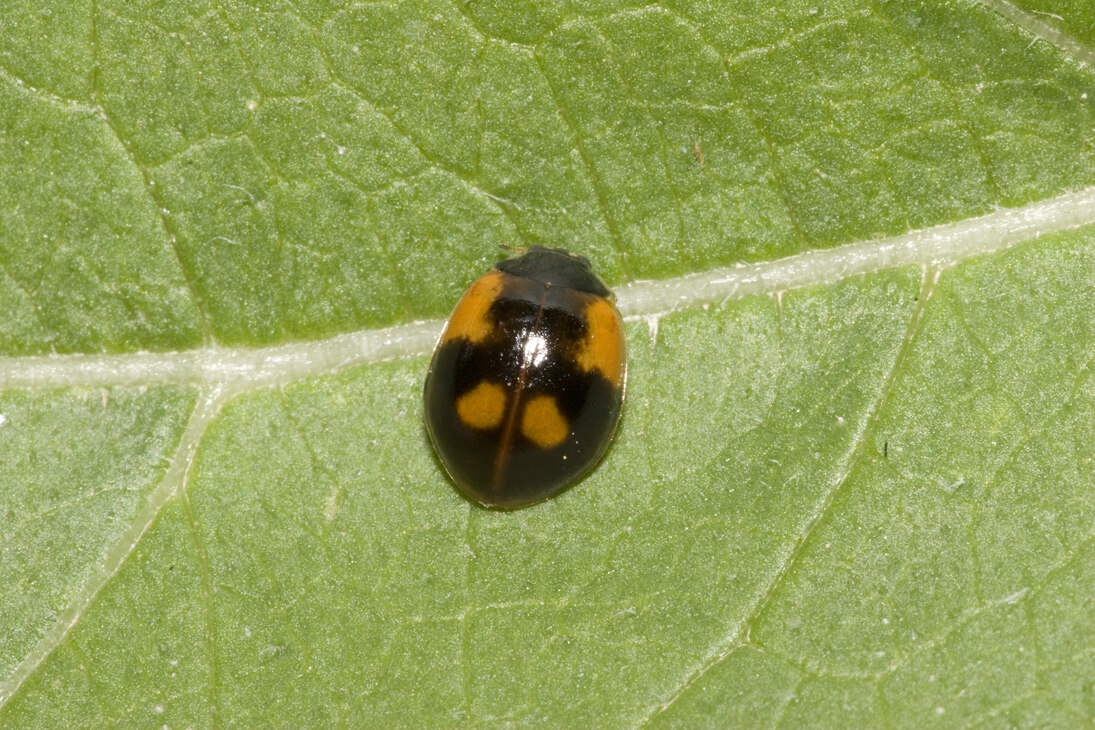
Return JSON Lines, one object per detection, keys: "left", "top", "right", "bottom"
{"left": 974, "top": 0, "right": 1095, "bottom": 68}
{"left": 635, "top": 267, "right": 939, "bottom": 726}
{"left": 89, "top": 0, "right": 214, "bottom": 343}
{"left": 0, "top": 387, "right": 228, "bottom": 710}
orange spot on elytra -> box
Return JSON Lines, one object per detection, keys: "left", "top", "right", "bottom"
{"left": 443, "top": 270, "right": 503, "bottom": 344}
{"left": 456, "top": 381, "right": 507, "bottom": 430}
{"left": 521, "top": 395, "right": 570, "bottom": 449}
{"left": 575, "top": 298, "right": 625, "bottom": 385}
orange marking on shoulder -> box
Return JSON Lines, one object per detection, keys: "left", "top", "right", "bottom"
{"left": 575, "top": 297, "right": 625, "bottom": 385}
{"left": 521, "top": 394, "right": 570, "bottom": 449}
{"left": 443, "top": 270, "right": 504, "bottom": 344}
{"left": 456, "top": 381, "right": 507, "bottom": 430}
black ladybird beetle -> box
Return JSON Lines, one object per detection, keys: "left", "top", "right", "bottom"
{"left": 424, "top": 247, "right": 627, "bottom": 509}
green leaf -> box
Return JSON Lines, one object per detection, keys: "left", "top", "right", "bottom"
{"left": 2, "top": 0, "right": 1095, "bottom": 726}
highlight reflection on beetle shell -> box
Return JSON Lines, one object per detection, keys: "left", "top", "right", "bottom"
{"left": 424, "top": 248, "right": 627, "bottom": 509}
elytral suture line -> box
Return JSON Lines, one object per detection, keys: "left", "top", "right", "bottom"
{"left": 2, "top": 186, "right": 1095, "bottom": 394}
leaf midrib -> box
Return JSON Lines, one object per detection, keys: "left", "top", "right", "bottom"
{"left": 0, "top": 186, "right": 1092, "bottom": 394}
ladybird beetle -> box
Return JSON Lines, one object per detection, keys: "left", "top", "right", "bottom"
{"left": 424, "top": 247, "right": 627, "bottom": 509}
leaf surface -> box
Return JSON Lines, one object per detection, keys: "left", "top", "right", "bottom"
{"left": 2, "top": 0, "right": 1095, "bottom": 726}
